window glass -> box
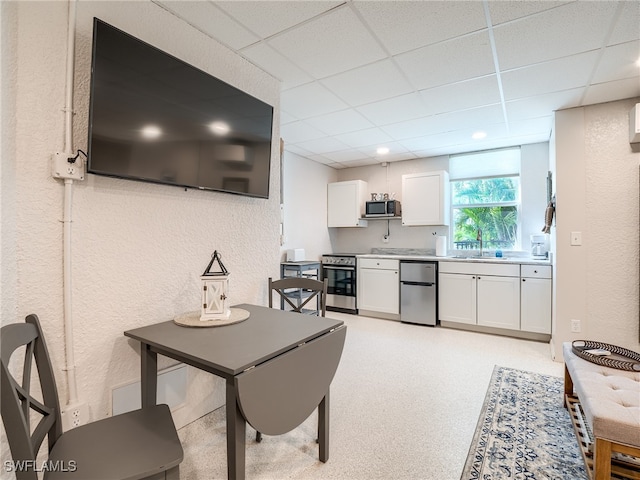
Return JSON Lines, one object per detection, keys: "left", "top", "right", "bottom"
{"left": 450, "top": 149, "right": 521, "bottom": 251}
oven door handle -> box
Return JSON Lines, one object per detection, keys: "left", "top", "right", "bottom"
{"left": 322, "top": 266, "right": 355, "bottom": 271}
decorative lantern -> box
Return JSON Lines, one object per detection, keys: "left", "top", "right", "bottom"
{"left": 200, "top": 250, "right": 231, "bottom": 321}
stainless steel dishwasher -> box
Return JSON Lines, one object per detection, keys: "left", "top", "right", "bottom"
{"left": 400, "top": 261, "right": 437, "bottom": 326}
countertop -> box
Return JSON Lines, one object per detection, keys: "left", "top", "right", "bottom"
{"left": 357, "top": 249, "right": 551, "bottom": 266}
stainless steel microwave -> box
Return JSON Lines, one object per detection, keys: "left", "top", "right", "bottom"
{"left": 365, "top": 200, "right": 401, "bottom": 217}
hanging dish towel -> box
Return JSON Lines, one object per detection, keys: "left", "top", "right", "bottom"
{"left": 542, "top": 200, "right": 555, "bottom": 233}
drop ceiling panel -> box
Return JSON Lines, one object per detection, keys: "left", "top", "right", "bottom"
{"left": 353, "top": 0, "right": 487, "bottom": 55}
{"left": 266, "top": 6, "right": 387, "bottom": 79}
{"left": 506, "top": 89, "right": 584, "bottom": 122}
{"left": 418, "top": 75, "right": 502, "bottom": 115}
{"left": 215, "top": 1, "right": 343, "bottom": 39}
{"left": 280, "top": 120, "right": 325, "bottom": 144}
{"left": 493, "top": 1, "right": 618, "bottom": 70}
{"left": 296, "top": 136, "right": 351, "bottom": 155}
{"left": 281, "top": 82, "right": 348, "bottom": 119}
{"left": 356, "top": 92, "right": 428, "bottom": 126}
{"left": 501, "top": 50, "right": 599, "bottom": 101}
{"left": 380, "top": 104, "right": 505, "bottom": 141}
{"left": 583, "top": 77, "right": 640, "bottom": 105}
{"left": 155, "top": 0, "right": 258, "bottom": 50}
{"left": 508, "top": 117, "right": 553, "bottom": 137}
{"left": 320, "top": 59, "right": 414, "bottom": 107}
{"left": 487, "top": 1, "right": 572, "bottom": 26}
{"left": 321, "top": 149, "right": 372, "bottom": 163}
{"left": 334, "top": 127, "right": 394, "bottom": 149}
{"left": 608, "top": 1, "right": 640, "bottom": 46}
{"left": 285, "top": 144, "right": 314, "bottom": 158}
{"left": 395, "top": 31, "right": 496, "bottom": 90}
{"left": 169, "top": 1, "right": 640, "bottom": 169}
{"left": 592, "top": 41, "right": 640, "bottom": 84}
{"left": 305, "top": 109, "right": 374, "bottom": 136}
{"left": 241, "top": 43, "right": 312, "bottom": 89}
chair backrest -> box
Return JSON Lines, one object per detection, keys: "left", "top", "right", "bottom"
{"left": 269, "top": 277, "right": 328, "bottom": 317}
{"left": 1, "top": 314, "right": 63, "bottom": 472}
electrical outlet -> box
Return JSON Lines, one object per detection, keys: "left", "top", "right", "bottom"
{"left": 61, "top": 402, "right": 89, "bottom": 431}
{"left": 570, "top": 319, "right": 581, "bottom": 333}
{"left": 52, "top": 152, "right": 85, "bottom": 181}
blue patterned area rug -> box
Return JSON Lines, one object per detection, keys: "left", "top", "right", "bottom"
{"left": 461, "top": 366, "right": 587, "bottom": 480}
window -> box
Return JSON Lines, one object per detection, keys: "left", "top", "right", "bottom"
{"left": 449, "top": 148, "right": 521, "bottom": 251}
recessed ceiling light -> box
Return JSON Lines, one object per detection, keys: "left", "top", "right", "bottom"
{"left": 376, "top": 146, "right": 390, "bottom": 155}
{"left": 209, "top": 121, "right": 230, "bottom": 135}
{"left": 141, "top": 125, "right": 162, "bottom": 139}
{"left": 472, "top": 131, "right": 487, "bottom": 140}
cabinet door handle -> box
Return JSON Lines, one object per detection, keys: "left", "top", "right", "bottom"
{"left": 522, "top": 278, "right": 526, "bottom": 282}
{"left": 472, "top": 276, "right": 476, "bottom": 279}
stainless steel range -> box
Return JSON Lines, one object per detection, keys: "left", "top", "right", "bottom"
{"left": 321, "top": 254, "right": 358, "bottom": 314}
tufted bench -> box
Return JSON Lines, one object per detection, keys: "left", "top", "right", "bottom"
{"left": 563, "top": 342, "right": 640, "bottom": 479}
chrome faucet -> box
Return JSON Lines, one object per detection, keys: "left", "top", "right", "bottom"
{"left": 476, "top": 228, "right": 483, "bottom": 256}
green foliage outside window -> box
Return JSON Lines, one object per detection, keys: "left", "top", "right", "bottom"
{"left": 452, "top": 177, "right": 520, "bottom": 250}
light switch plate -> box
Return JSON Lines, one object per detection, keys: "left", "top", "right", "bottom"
{"left": 570, "top": 231, "right": 582, "bottom": 246}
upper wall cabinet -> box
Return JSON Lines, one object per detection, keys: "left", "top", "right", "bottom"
{"left": 327, "top": 180, "right": 368, "bottom": 227}
{"left": 401, "top": 171, "right": 450, "bottom": 226}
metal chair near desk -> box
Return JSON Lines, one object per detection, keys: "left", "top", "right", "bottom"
{"left": 1, "top": 314, "right": 184, "bottom": 480}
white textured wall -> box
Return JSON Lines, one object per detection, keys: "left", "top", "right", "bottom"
{"left": 1, "top": 0, "right": 18, "bottom": 329}
{"left": 281, "top": 151, "right": 337, "bottom": 261}
{"left": 3, "top": 2, "right": 280, "bottom": 464}
{"left": 553, "top": 98, "right": 640, "bottom": 359}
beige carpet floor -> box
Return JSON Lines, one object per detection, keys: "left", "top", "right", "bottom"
{"left": 177, "top": 312, "right": 564, "bottom": 479}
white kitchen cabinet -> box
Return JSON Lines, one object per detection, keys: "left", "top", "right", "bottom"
{"left": 401, "top": 171, "right": 450, "bottom": 226}
{"left": 439, "top": 273, "right": 476, "bottom": 324}
{"left": 476, "top": 275, "right": 520, "bottom": 330}
{"left": 358, "top": 258, "right": 399, "bottom": 317}
{"left": 439, "top": 262, "right": 520, "bottom": 331}
{"left": 520, "top": 265, "right": 552, "bottom": 334}
{"left": 327, "top": 180, "right": 368, "bottom": 227}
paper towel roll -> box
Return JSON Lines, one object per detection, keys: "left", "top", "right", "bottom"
{"left": 436, "top": 236, "right": 447, "bottom": 257}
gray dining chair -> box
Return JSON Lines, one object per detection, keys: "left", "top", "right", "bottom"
{"left": 268, "top": 276, "right": 328, "bottom": 317}
{"left": 254, "top": 277, "right": 329, "bottom": 444}
{"left": 1, "top": 314, "right": 183, "bottom": 480}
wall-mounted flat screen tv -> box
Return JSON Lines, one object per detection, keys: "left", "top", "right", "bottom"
{"left": 88, "top": 18, "right": 274, "bottom": 198}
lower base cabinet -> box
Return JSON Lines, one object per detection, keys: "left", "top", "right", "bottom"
{"left": 520, "top": 265, "right": 552, "bottom": 334}
{"left": 477, "top": 275, "right": 520, "bottom": 330}
{"left": 358, "top": 258, "right": 399, "bottom": 317}
{"left": 439, "top": 262, "right": 520, "bottom": 331}
{"left": 439, "top": 273, "right": 476, "bottom": 325}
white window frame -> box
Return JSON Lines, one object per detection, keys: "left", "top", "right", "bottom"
{"left": 449, "top": 148, "right": 522, "bottom": 252}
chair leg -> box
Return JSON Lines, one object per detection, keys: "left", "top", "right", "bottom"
{"left": 256, "top": 430, "right": 262, "bottom": 443}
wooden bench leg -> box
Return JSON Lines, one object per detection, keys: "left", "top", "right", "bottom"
{"left": 564, "top": 365, "right": 574, "bottom": 408}
{"left": 594, "top": 437, "right": 612, "bottom": 480}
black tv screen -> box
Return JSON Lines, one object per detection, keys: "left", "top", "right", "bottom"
{"left": 87, "top": 18, "right": 274, "bottom": 198}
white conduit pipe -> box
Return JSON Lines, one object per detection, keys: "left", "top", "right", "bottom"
{"left": 63, "top": 0, "right": 78, "bottom": 406}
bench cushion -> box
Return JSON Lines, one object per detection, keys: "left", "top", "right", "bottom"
{"left": 563, "top": 342, "right": 640, "bottom": 448}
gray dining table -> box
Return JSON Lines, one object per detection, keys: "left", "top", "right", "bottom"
{"left": 124, "top": 303, "right": 347, "bottom": 480}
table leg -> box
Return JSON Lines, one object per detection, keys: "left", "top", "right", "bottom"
{"left": 140, "top": 342, "right": 158, "bottom": 407}
{"left": 226, "top": 378, "right": 246, "bottom": 480}
{"left": 318, "top": 389, "right": 330, "bottom": 462}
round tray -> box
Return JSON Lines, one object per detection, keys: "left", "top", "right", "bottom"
{"left": 572, "top": 340, "right": 640, "bottom": 372}
{"left": 173, "top": 308, "right": 250, "bottom": 328}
